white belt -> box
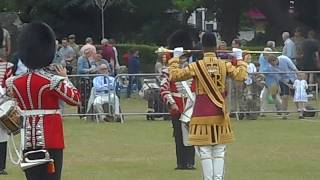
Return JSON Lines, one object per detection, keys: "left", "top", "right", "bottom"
{"left": 171, "top": 92, "right": 187, "bottom": 98}
{"left": 22, "top": 109, "right": 61, "bottom": 116}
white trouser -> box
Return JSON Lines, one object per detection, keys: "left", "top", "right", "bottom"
{"left": 196, "top": 144, "right": 226, "bottom": 180}
{"left": 93, "top": 93, "right": 120, "bottom": 120}
{"left": 260, "top": 87, "right": 282, "bottom": 113}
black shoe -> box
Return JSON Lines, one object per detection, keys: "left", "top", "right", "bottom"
{"left": 174, "top": 166, "right": 184, "bottom": 170}
{"left": 299, "top": 116, "right": 305, "bottom": 119}
{"left": 0, "top": 170, "right": 8, "bottom": 175}
{"left": 185, "top": 164, "right": 196, "bottom": 170}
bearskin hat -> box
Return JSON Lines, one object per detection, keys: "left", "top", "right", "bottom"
{"left": 202, "top": 32, "right": 217, "bottom": 48}
{"left": 18, "top": 22, "right": 56, "bottom": 69}
{"left": 167, "top": 29, "right": 193, "bottom": 50}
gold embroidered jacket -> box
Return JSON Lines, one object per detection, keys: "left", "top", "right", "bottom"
{"left": 169, "top": 52, "right": 248, "bottom": 145}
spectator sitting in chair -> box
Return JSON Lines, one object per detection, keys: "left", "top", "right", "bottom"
{"left": 93, "top": 64, "right": 120, "bottom": 122}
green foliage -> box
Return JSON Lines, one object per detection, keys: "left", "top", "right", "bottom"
{"left": 116, "top": 44, "right": 158, "bottom": 73}
{"left": 172, "top": 0, "right": 202, "bottom": 11}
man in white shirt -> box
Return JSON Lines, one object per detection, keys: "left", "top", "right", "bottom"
{"left": 282, "top": 32, "right": 296, "bottom": 64}
{"left": 93, "top": 64, "right": 120, "bottom": 121}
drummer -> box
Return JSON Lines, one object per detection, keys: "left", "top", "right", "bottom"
{"left": 5, "top": 22, "right": 80, "bottom": 180}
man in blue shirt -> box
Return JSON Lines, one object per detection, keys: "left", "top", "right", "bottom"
{"left": 127, "top": 49, "right": 141, "bottom": 98}
{"left": 266, "top": 54, "right": 298, "bottom": 119}
{"left": 259, "top": 47, "right": 282, "bottom": 116}
{"left": 93, "top": 64, "right": 120, "bottom": 122}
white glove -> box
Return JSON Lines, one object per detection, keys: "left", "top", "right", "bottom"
{"left": 0, "top": 86, "right": 5, "bottom": 96}
{"left": 173, "top": 47, "right": 184, "bottom": 58}
{"left": 232, "top": 48, "right": 243, "bottom": 60}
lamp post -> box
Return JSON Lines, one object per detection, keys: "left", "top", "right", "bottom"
{"left": 95, "top": 0, "right": 108, "bottom": 39}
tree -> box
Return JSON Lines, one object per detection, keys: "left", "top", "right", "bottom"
{"left": 172, "top": 0, "right": 202, "bottom": 24}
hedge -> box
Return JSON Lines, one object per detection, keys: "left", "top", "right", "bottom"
{"left": 116, "top": 44, "right": 158, "bottom": 73}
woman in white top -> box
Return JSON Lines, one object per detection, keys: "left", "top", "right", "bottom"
{"left": 293, "top": 72, "right": 308, "bottom": 119}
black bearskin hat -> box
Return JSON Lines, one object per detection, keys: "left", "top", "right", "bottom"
{"left": 202, "top": 32, "right": 217, "bottom": 48}
{"left": 18, "top": 22, "right": 56, "bottom": 69}
{"left": 167, "top": 29, "right": 193, "bottom": 50}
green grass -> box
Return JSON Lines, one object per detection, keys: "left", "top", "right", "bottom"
{"left": 5, "top": 116, "right": 320, "bottom": 180}
{"left": 4, "top": 96, "right": 320, "bottom": 180}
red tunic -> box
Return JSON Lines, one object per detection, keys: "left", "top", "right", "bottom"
{"left": 160, "top": 67, "right": 195, "bottom": 113}
{"left": 6, "top": 69, "right": 80, "bottom": 149}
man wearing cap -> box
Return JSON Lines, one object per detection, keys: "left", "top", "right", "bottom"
{"left": 169, "top": 32, "right": 247, "bottom": 180}
{"left": 6, "top": 22, "right": 80, "bottom": 180}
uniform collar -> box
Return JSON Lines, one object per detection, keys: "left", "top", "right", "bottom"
{"left": 204, "top": 52, "right": 217, "bottom": 57}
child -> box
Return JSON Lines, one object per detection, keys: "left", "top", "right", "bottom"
{"left": 293, "top": 72, "right": 308, "bottom": 119}
{"left": 243, "top": 53, "right": 260, "bottom": 119}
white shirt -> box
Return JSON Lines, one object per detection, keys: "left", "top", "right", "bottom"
{"left": 245, "top": 63, "right": 257, "bottom": 85}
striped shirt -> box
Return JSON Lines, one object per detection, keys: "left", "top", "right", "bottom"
{"left": 0, "top": 61, "right": 13, "bottom": 88}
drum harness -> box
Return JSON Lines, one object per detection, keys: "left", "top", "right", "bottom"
{"left": 7, "top": 109, "right": 61, "bottom": 167}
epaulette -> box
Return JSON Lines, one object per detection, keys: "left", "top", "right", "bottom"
{"left": 36, "top": 69, "right": 66, "bottom": 90}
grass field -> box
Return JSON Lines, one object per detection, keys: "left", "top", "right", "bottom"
{"left": 4, "top": 96, "right": 320, "bottom": 180}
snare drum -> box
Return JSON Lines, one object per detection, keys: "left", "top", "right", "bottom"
{"left": 0, "top": 100, "right": 22, "bottom": 135}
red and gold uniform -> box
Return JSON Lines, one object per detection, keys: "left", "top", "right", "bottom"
{"left": 160, "top": 67, "right": 196, "bottom": 113}
{"left": 169, "top": 51, "right": 247, "bottom": 179}
{"left": 169, "top": 52, "right": 247, "bottom": 145}
{"left": 160, "top": 66, "right": 195, "bottom": 169}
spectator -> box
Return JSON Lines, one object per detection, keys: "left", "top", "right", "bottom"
{"left": 122, "top": 50, "right": 133, "bottom": 67}
{"left": 109, "top": 39, "right": 120, "bottom": 73}
{"left": 101, "top": 39, "right": 117, "bottom": 74}
{"left": 68, "top": 34, "right": 80, "bottom": 57}
{"left": 293, "top": 72, "right": 308, "bottom": 119}
{"left": 282, "top": 31, "right": 296, "bottom": 64}
{"left": 127, "top": 49, "right": 141, "bottom": 98}
{"left": 58, "top": 38, "right": 76, "bottom": 74}
{"left": 267, "top": 54, "right": 298, "bottom": 119}
{"left": 217, "top": 41, "right": 230, "bottom": 59}
{"left": 193, "top": 30, "right": 205, "bottom": 61}
{"left": 93, "top": 53, "right": 111, "bottom": 72}
{"left": 0, "top": 23, "right": 11, "bottom": 61}
{"left": 243, "top": 53, "right": 260, "bottom": 119}
{"left": 92, "top": 64, "right": 120, "bottom": 121}
{"left": 229, "top": 38, "right": 245, "bottom": 119}
{"left": 300, "top": 39, "right": 320, "bottom": 86}
{"left": 52, "top": 40, "right": 63, "bottom": 64}
{"left": 80, "top": 37, "right": 96, "bottom": 59}
{"left": 307, "top": 30, "right": 318, "bottom": 42}
{"left": 259, "top": 47, "right": 282, "bottom": 116}
{"left": 77, "top": 49, "right": 97, "bottom": 119}
{"left": 292, "top": 28, "right": 305, "bottom": 65}
{"left": 154, "top": 53, "right": 167, "bottom": 74}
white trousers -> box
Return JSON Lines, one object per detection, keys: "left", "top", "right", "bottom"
{"left": 93, "top": 93, "right": 120, "bottom": 120}
{"left": 196, "top": 144, "right": 226, "bottom": 180}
